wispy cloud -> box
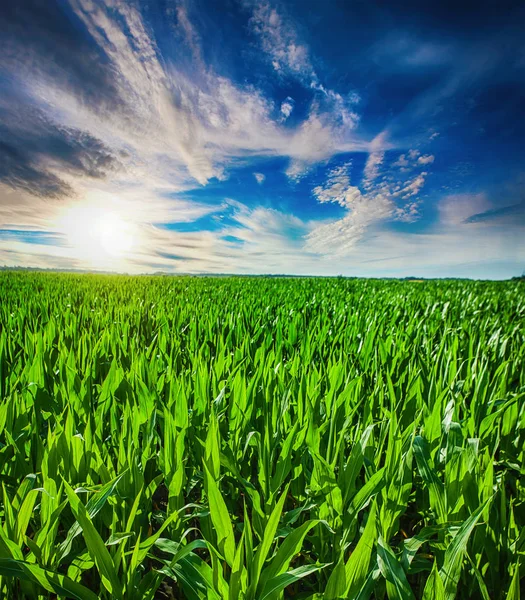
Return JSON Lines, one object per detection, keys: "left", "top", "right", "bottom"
{"left": 307, "top": 143, "right": 432, "bottom": 254}
{"left": 248, "top": 0, "right": 316, "bottom": 83}
{"left": 245, "top": 0, "right": 361, "bottom": 178}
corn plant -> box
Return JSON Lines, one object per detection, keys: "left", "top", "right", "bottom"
{"left": 0, "top": 272, "right": 523, "bottom": 598}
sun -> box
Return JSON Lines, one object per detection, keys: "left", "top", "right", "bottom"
{"left": 56, "top": 201, "right": 139, "bottom": 269}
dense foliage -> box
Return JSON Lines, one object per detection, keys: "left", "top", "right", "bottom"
{"left": 0, "top": 272, "right": 523, "bottom": 599}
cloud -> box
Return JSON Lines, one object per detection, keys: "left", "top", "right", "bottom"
{"left": 2, "top": 0, "right": 521, "bottom": 278}
{"left": 0, "top": 0, "right": 120, "bottom": 111}
{"left": 393, "top": 172, "right": 428, "bottom": 199}
{"left": 305, "top": 183, "right": 525, "bottom": 278}
{"left": 2, "top": 185, "right": 523, "bottom": 279}
{"left": 393, "top": 200, "right": 422, "bottom": 223}
{"left": 24, "top": 1, "right": 363, "bottom": 182}
{"left": 392, "top": 154, "right": 409, "bottom": 168}
{"left": 338, "top": 225, "right": 524, "bottom": 279}
{"left": 111, "top": 199, "right": 318, "bottom": 275}
{"left": 372, "top": 35, "right": 455, "bottom": 73}
{"left": 280, "top": 97, "right": 294, "bottom": 121}
{"left": 312, "top": 163, "right": 354, "bottom": 207}
{"left": 362, "top": 132, "right": 388, "bottom": 190}
{"left": 392, "top": 149, "right": 433, "bottom": 170}
{"left": 306, "top": 191, "right": 393, "bottom": 255}
{"left": 466, "top": 201, "right": 525, "bottom": 225}
{"left": 307, "top": 163, "right": 388, "bottom": 255}
{"left": 306, "top": 138, "right": 435, "bottom": 254}
{"left": 254, "top": 172, "right": 265, "bottom": 184}
{"left": 438, "top": 193, "right": 525, "bottom": 229}
{"left": 0, "top": 142, "right": 73, "bottom": 199}
{"left": 438, "top": 193, "right": 492, "bottom": 225}
{"left": 0, "top": 81, "right": 122, "bottom": 199}
{"left": 248, "top": 1, "right": 316, "bottom": 82}
{"left": 245, "top": 0, "right": 361, "bottom": 179}
{"left": 175, "top": 4, "right": 205, "bottom": 67}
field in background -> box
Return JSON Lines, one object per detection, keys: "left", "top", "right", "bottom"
{"left": 0, "top": 272, "right": 523, "bottom": 599}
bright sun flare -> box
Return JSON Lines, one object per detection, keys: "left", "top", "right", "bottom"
{"left": 56, "top": 202, "right": 139, "bottom": 268}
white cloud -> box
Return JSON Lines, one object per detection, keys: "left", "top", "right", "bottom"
{"left": 438, "top": 193, "right": 492, "bottom": 225}
{"left": 393, "top": 172, "right": 428, "bottom": 199}
{"left": 394, "top": 200, "right": 422, "bottom": 223}
{"left": 362, "top": 132, "right": 388, "bottom": 190}
{"left": 333, "top": 224, "right": 525, "bottom": 280}
{"left": 392, "top": 149, "right": 433, "bottom": 170}
{"left": 392, "top": 154, "right": 409, "bottom": 168}
{"left": 118, "top": 200, "right": 319, "bottom": 275}
{"left": 306, "top": 191, "right": 393, "bottom": 255}
{"left": 307, "top": 160, "right": 394, "bottom": 254}
{"left": 2, "top": 189, "right": 523, "bottom": 279}
{"left": 1, "top": 2, "right": 522, "bottom": 279}
{"left": 280, "top": 97, "right": 294, "bottom": 120}
{"left": 245, "top": 0, "right": 361, "bottom": 180}
{"left": 254, "top": 172, "right": 265, "bottom": 184}
{"left": 312, "top": 163, "right": 353, "bottom": 206}
{"left": 248, "top": 1, "right": 316, "bottom": 82}
{"left": 306, "top": 134, "right": 436, "bottom": 254}
{"left": 175, "top": 4, "right": 204, "bottom": 67}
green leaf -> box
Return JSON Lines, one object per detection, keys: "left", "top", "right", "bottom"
{"left": 0, "top": 558, "right": 98, "bottom": 600}
{"left": 506, "top": 560, "right": 521, "bottom": 600}
{"left": 439, "top": 500, "right": 490, "bottom": 600}
{"left": 377, "top": 536, "right": 416, "bottom": 600}
{"left": 262, "top": 519, "right": 322, "bottom": 583}
{"left": 413, "top": 436, "right": 447, "bottom": 523}
{"left": 346, "top": 501, "right": 378, "bottom": 597}
{"left": 204, "top": 463, "right": 236, "bottom": 567}
{"left": 259, "top": 563, "right": 330, "bottom": 600}
{"left": 63, "top": 481, "right": 123, "bottom": 599}
{"left": 422, "top": 560, "right": 445, "bottom": 600}
{"left": 250, "top": 484, "right": 290, "bottom": 598}
{"left": 58, "top": 473, "right": 124, "bottom": 562}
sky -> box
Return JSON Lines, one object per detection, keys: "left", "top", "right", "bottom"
{"left": 0, "top": 0, "right": 524, "bottom": 278}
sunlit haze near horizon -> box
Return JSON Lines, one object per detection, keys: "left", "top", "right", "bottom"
{"left": 0, "top": 0, "right": 524, "bottom": 278}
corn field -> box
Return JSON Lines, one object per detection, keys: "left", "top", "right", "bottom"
{"left": 0, "top": 272, "right": 523, "bottom": 599}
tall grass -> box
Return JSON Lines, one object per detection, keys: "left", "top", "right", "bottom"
{"left": 0, "top": 272, "right": 523, "bottom": 599}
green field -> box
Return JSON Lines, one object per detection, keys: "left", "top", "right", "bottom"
{"left": 0, "top": 272, "right": 523, "bottom": 599}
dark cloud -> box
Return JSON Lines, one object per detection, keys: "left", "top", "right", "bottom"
{"left": 0, "top": 141, "right": 72, "bottom": 198}
{"left": 0, "top": 0, "right": 120, "bottom": 110}
{"left": 467, "top": 201, "right": 525, "bottom": 225}
{"left": 0, "top": 87, "right": 121, "bottom": 197}
{"left": 0, "top": 0, "right": 126, "bottom": 198}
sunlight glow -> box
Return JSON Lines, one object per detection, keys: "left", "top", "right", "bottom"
{"left": 56, "top": 201, "right": 140, "bottom": 269}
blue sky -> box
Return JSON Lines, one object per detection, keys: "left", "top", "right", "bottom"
{"left": 0, "top": 0, "right": 524, "bottom": 277}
